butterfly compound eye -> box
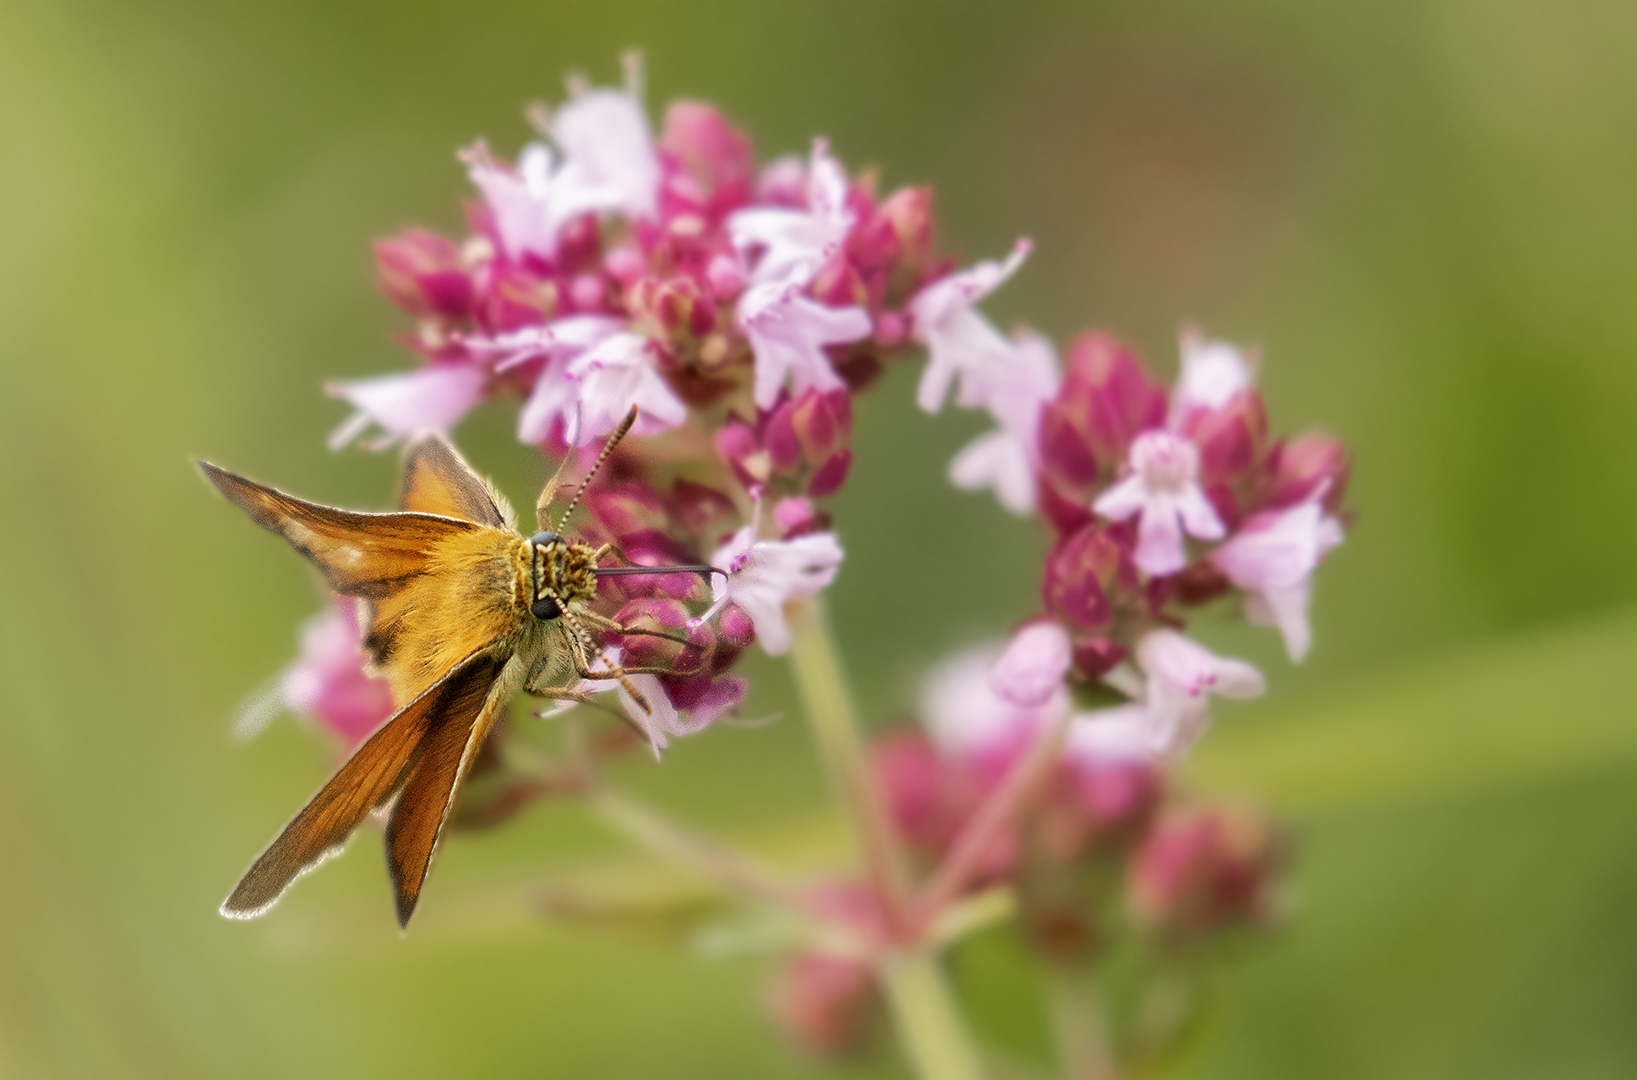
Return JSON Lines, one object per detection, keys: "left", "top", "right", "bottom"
{"left": 531, "top": 596, "right": 562, "bottom": 620}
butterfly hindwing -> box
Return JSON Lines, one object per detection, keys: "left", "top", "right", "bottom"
{"left": 399, "top": 436, "right": 515, "bottom": 529}
{"left": 385, "top": 654, "right": 520, "bottom": 926}
{"left": 221, "top": 646, "right": 509, "bottom": 920}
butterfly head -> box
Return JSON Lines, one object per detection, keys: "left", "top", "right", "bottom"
{"left": 528, "top": 531, "right": 599, "bottom": 621}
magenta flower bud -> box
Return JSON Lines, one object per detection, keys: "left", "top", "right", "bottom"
{"left": 1129, "top": 805, "right": 1282, "bottom": 939}
{"left": 873, "top": 310, "right": 906, "bottom": 348}
{"left": 1041, "top": 524, "right": 1138, "bottom": 637}
{"left": 568, "top": 272, "right": 606, "bottom": 312}
{"left": 770, "top": 953, "right": 880, "bottom": 1059}
{"left": 1180, "top": 389, "right": 1270, "bottom": 525}
{"left": 612, "top": 529, "right": 711, "bottom": 601}
{"left": 610, "top": 596, "right": 701, "bottom": 671}
{"left": 374, "top": 229, "right": 474, "bottom": 321}
{"left": 671, "top": 479, "right": 738, "bottom": 541}
{"left": 587, "top": 481, "right": 673, "bottom": 539}
{"left": 877, "top": 185, "right": 936, "bottom": 281}
{"left": 1039, "top": 335, "right": 1168, "bottom": 529}
{"left": 764, "top": 398, "right": 803, "bottom": 474}
{"left": 871, "top": 731, "right": 970, "bottom": 856}
{"left": 660, "top": 101, "right": 755, "bottom": 200}
{"left": 705, "top": 253, "right": 745, "bottom": 300}
{"left": 714, "top": 603, "right": 757, "bottom": 666}
{"left": 716, "top": 419, "right": 769, "bottom": 489}
{"left": 772, "top": 496, "right": 820, "bottom": 537}
{"left": 604, "top": 242, "right": 644, "bottom": 282}
{"left": 1071, "top": 638, "right": 1128, "bottom": 679}
{"left": 1269, "top": 431, "right": 1350, "bottom": 512}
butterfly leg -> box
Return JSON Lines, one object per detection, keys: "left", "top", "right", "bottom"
{"left": 575, "top": 607, "right": 693, "bottom": 648}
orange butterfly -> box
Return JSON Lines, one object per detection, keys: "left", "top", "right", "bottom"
{"left": 202, "top": 407, "right": 711, "bottom": 926}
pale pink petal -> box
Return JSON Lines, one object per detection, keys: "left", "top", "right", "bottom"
{"left": 1171, "top": 330, "right": 1256, "bottom": 422}
{"left": 990, "top": 621, "right": 1073, "bottom": 707}
{"left": 948, "top": 428, "right": 1036, "bottom": 516}
{"left": 1175, "top": 485, "right": 1226, "bottom": 541}
{"left": 1134, "top": 629, "right": 1264, "bottom": 754}
{"left": 728, "top": 140, "right": 855, "bottom": 286}
{"left": 1065, "top": 704, "right": 1163, "bottom": 765}
{"left": 738, "top": 281, "right": 870, "bottom": 410}
{"left": 462, "top": 141, "right": 561, "bottom": 260}
{"left": 921, "top": 644, "right": 1065, "bottom": 760}
{"left": 909, "top": 239, "right": 1031, "bottom": 413}
{"left": 708, "top": 525, "right": 845, "bottom": 655}
{"left": 565, "top": 332, "right": 686, "bottom": 444}
{"left": 1246, "top": 579, "right": 1315, "bottom": 662}
{"left": 1134, "top": 501, "right": 1187, "bottom": 576}
{"left": 1091, "top": 474, "right": 1147, "bottom": 522}
{"left": 549, "top": 86, "right": 660, "bottom": 221}
{"left": 328, "top": 363, "right": 488, "bottom": 449}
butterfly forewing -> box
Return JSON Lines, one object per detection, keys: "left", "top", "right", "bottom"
{"left": 221, "top": 646, "right": 506, "bottom": 920}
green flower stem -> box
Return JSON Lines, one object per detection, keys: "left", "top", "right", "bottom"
{"left": 787, "top": 599, "right": 913, "bottom": 916}
{"left": 909, "top": 704, "right": 1073, "bottom": 929}
{"left": 880, "top": 949, "right": 986, "bottom": 1080}
{"left": 787, "top": 599, "right": 988, "bottom": 1080}
{"left": 589, "top": 787, "right": 802, "bottom": 914}
{"left": 1047, "top": 963, "right": 1119, "bottom": 1080}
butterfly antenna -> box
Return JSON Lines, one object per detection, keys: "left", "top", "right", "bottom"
{"left": 555, "top": 405, "right": 638, "bottom": 532}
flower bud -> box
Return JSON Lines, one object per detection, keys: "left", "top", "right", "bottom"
{"left": 716, "top": 419, "right": 770, "bottom": 489}
{"left": 374, "top": 229, "right": 474, "bottom": 322}
{"left": 1269, "top": 431, "right": 1350, "bottom": 512}
{"left": 660, "top": 101, "right": 755, "bottom": 201}
{"left": 1129, "top": 805, "right": 1282, "bottom": 939}
{"left": 871, "top": 731, "right": 969, "bottom": 856}
{"left": 770, "top": 953, "right": 881, "bottom": 1058}
{"left": 1041, "top": 524, "right": 1139, "bottom": 638}
{"left": 610, "top": 597, "right": 706, "bottom": 673}
{"left": 877, "top": 186, "right": 937, "bottom": 284}
{"left": 587, "top": 481, "right": 673, "bottom": 540}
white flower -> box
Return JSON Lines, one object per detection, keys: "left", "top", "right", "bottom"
{"left": 1211, "top": 498, "right": 1344, "bottom": 661}
{"left": 564, "top": 332, "right": 687, "bottom": 445}
{"left": 737, "top": 280, "right": 871, "bottom": 410}
{"left": 546, "top": 81, "right": 660, "bottom": 223}
{"left": 909, "top": 239, "right": 1031, "bottom": 414}
{"left": 1093, "top": 430, "right": 1226, "bottom": 575}
{"left": 946, "top": 329, "right": 1059, "bottom": 515}
{"left": 727, "top": 139, "right": 854, "bottom": 287}
{"left": 698, "top": 520, "right": 844, "bottom": 655}
{"left": 1133, "top": 630, "right": 1264, "bottom": 754}
{"left": 461, "top": 141, "right": 567, "bottom": 261}
{"left": 989, "top": 621, "right": 1073, "bottom": 707}
{"left": 1170, "top": 330, "right": 1256, "bottom": 423}
{"left": 327, "top": 363, "right": 488, "bottom": 450}
{"left": 1064, "top": 703, "right": 1164, "bottom": 764}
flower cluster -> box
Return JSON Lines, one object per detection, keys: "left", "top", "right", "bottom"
{"left": 265, "top": 60, "right": 1031, "bottom": 765}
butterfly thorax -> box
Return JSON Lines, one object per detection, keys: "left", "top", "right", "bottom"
{"left": 529, "top": 533, "right": 598, "bottom": 620}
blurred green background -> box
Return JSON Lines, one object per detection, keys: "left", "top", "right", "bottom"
{"left": 4, "top": 0, "right": 1637, "bottom": 1076}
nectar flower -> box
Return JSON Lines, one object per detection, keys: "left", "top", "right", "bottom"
{"left": 738, "top": 281, "right": 871, "bottom": 410}
{"left": 728, "top": 139, "right": 854, "bottom": 287}
{"left": 696, "top": 505, "right": 845, "bottom": 655}
{"left": 1133, "top": 630, "right": 1264, "bottom": 754}
{"left": 545, "top": 73, "right": 660, "bottom": 223}
{"left": 947, "top": 329, "right": 1060, "bottom": 515}
{"left": 911, "top": 239, "right": 1031, "bottom": 414}
{"left": 328, "top": 362, "right": 489, "bottom": 450}
{"left": 1170, "top": 331, "right": 1255, "bottom": 423}
{"left": 1093, "top": 430, "right": 1225, "bottom": 576}
{"left": 563, "top": 331, "right": 688, "bottom": 444}
{"left": 1211, "top": 497, "right": 1344, "bottom": 661}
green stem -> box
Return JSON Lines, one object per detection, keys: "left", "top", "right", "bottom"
{"left": 1047, "top": 964, "right": 1119, "bottom": 1080}
{"left": 787, "top": 599, "right": 988, "bottom": 1080}
{"left": 879, "top": 950, "right": 986, "bottom": 1080}
{"left": 787, "top": 599, "right": 913, "bottom": 915}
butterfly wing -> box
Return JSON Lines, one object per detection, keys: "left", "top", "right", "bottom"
{"left": 399, "top": 435, "right": 516, "bottom": 530}
{"left": 221, "top": 646, "right": 509, "bottom": 920}
{"left": 200, "top": 460, "right": 528, "bottom": 702}
{"left": 385, "top": 653, "right": 522, "bottom": 926}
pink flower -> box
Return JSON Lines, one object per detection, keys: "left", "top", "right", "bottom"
{"left": 1211, "top": 498, "right": 1344, "bottom": 661}
{"left": 922, "top": 644, "right": 1062, "bottom": 765}
{"left": 947, "top": 330, "right": 1059, "bottom": 515}
{"left": 244, "top": 598, "right": 394, "bottom": 748}
{"left": 545, "top": 72, "right": 660, "bottom": 223}
{"left": 698, "top": 515, "right": 845, "bottom": 655}
{"left": 909, "top": 239, "right": 1031, "bottom": 414}
{"left": 738, "top": 281, "right": 871, "bottom": 410}
{"left": 461, "top": 141, "right": 568, "bottom": 261}
{"left": 1134, "top": 630, "right": 1264, "bottom": 754}
{"left": 728, "top": 139, "right": 853, "bottom": 287}
{"left": 1093, "top": 430, "right": 1225, "bottom": 576}
{"left": 467, "top": 315, "right": 622, "bottom": 445}
{"left": 1169, "top": 330, "right": 1255, "bottom": 423}
{"left": 1129, "top": 805, "right": 1281, "bottom": 937}
{"left": 770, "top": 952, "right": 880, "bottom": 1058}
{"left": 563, "top": 331, "right": 687, "bottom": 444}
{"left": 989, "top": 621, "right": 1073, "bottom": 707}
{"left": 327, "top": 362, "right": 489, "bottom": 449}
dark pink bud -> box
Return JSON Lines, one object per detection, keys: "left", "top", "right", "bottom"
{"left": 790, "top": 389, "right": 852, "bottom": 466}
{"left": 770, "top": 953, "right": 880, "bottom": 1058}
{"left": 713, "top": 603, "right": 756, "bottom": 669}
{"left": 1181, "top": 389, "right": 1270, "bottom": 525}
{"left": 764, "top": 400, "right": 803, "bottom": 473}
{"left": 612, "top": 529, "right": 709, "bottom": 601}
{"left": 1068, "top": 759, "right": 1162, "bottom": 843}
{"left": 610, "top": 597, "right": 701, "bottom": 671}
{"left": 1070, "top": 638, "right": 1128, "bottom": 679}
{"left": 1129, "top": 805, "right": 1282, "bottom": 938}
{"left": 805, "top": 451, "right": 852, "bottom": 498}
{"left": 374, "top": 229, "right": 474, "bottom": 321}
{"left": 1041, "top": 524, "right": 1138, "bottom": 637}
{"left": 568, "top": 272, "right": 606, "bottom": 311}
{"left": 1039, "top": 335, "right": 1168, "bottom": 530}
{"left": 716, "top": 420, "right": 770, "bottom": 489}
{"left": 874, "top": 311, "right": 906, "bottom": 348}
{"left": 587, "top": 482, "right": 672, "bottom": 539}
{"left": 661, "top": 101, "right": 755, "bottom": 199}
{"left": 705, "top": 253, "right": 744, "bottom": 300}
{"left": 1269, "top": 431, "right": 1350, "bottom": 512}
{"left": 671, "top": 479, "right": 737, "bottom": 541}
{"left": 872, "top": 731, "right": 964, "bottom": 855}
